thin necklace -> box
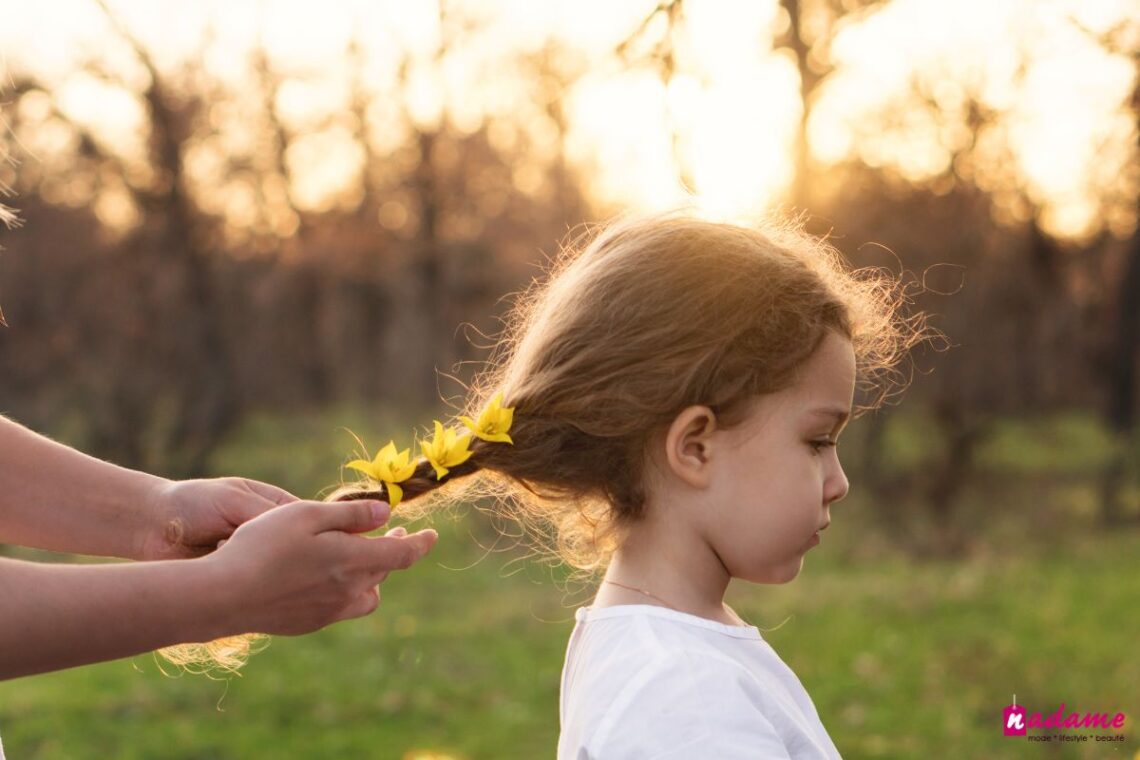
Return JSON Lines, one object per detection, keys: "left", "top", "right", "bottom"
{"left": 602, "top": 579, "right": 678, "bottom": 610}
{"left": 603, "top": 579, "right": 748, "bottom": 627}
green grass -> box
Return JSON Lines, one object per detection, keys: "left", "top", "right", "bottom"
{"left": 737, "top": 524, "right": 1140, "bottom": 759}
{"left": 1, "top": 408, "right": 1138, "bottom": 759}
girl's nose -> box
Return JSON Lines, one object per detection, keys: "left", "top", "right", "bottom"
{"left": 826, "top": 460, "right": 850, "bottom": 505}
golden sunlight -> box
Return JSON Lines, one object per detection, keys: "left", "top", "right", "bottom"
{"left": 813, "top": 0, "right": 1137, "bottom": 238}
{"left": 2, "top": 0, "right": 1135, "bottom": 236}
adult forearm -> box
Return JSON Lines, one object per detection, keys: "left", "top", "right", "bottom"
{"left": 0, "top": 556, "right": 231, "bottom": 680}
{"left": 0, "top": 416, "right": 168, "bottom": 558}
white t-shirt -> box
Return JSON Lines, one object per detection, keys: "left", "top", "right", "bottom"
{"left": 559, "top": 605, "right": 842, "bottom": 759}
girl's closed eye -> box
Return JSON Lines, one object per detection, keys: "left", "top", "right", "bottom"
{"left": 809, "top": 438, "right": 837, "bottom": 453}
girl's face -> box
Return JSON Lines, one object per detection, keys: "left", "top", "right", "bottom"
{"left": 697, "top": 332, "right": 855, "bottom": 584}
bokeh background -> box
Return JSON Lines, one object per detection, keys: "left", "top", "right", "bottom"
{"left": 1, "top": 0, "right": 1138, "bottom": 758}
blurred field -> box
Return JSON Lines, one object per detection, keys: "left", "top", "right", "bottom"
{"left": 1, "top": 407, "right": 1138, "bottom": 760}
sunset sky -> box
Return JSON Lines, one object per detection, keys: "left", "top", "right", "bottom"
{"left": 2, "top": 0, "right": 1136, "bottom": 239}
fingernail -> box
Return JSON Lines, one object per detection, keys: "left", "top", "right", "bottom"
{"left": 390, "top": 526, "right": 407, "bottom": 537}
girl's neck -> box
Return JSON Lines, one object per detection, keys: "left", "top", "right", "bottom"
{"left": 595, "top": 518, "right": 742, "bottom": 626}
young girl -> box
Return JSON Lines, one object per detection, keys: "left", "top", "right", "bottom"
{"left": 336, "top": 213, "right": 923, "bottom": 757}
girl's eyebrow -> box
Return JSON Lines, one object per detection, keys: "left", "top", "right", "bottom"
{"left": 808, "top": 406, "right": 851, "bottom": 426}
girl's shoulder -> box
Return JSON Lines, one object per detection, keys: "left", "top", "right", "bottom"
{"left": 566, "top": 604, "right": 811, "bottom": 715}
{"left": 574, "top": 604, "right": 764, "bottom": 649}
{"left": 567, "top": 604, "right": 772, "bottom": 682}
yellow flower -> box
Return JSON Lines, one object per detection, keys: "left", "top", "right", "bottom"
{"left": 346, "top": 441, "right": 416, "bottom": 507}
{"left": 420, "top": 420, "right": 474, "bottom": 480}
{"left": 459, "top": 392, "right": 515, "bottom": 444}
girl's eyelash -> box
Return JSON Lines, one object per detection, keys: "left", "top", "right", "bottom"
{"left": 810, "top": 439, "right": 837, "bottom": 452}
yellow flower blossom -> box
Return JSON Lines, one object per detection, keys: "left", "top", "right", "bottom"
{"left": 420, "top": 420, "right": 474, "bottom": 480}
{"left": 346, "top": 441, "right": 416, "bottom": 507}
{"left": 459, "top": 392, "right": 515, "bottom": 444}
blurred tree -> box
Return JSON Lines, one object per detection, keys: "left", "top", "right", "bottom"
{"left": 778, "top": 0, "right": 889, "bottom": 212}
{"left": 3, "top": 0, "right": 240, "bottom": 475}
{"left": 101, "top": 1, "right": 241, "bottom": 475}
{"left": 615, "top": 0, "right": 889, "bottom": 212}
{"left": 0, "top": 0, "right": 589, "bottom": 475}
{"left": 3, "top": 0, "right": 1131, "bottom": 534}
{"left": 1086, "top": 18, "right": 1140, "bottom": 525}
{"left": 819, "top": 24, "right": 1139, "bottom": 543}
{"left": 615, "top": 0, "right": 693, "bottom": 192}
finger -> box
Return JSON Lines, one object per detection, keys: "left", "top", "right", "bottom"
{"left": 223, "top": 479, "right": 300, "bottom": 526}
{"left": 385, "top": 526, "right": 408, "bottom": 538}
{"left": 241, "top": 479, "right": 299, "bottom": 507}
{"left": 366, "top": 529, "right": 438, "bottom": 571}
{"left": 337, "top": 586, "right": 381, "bottom": 622}
{"left": 306, "top": 500, "right": 391, "bottom": 534}
{"left": 405, "top": 528, "right": 439, "bottom": 556}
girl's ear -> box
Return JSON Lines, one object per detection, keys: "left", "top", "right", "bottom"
{"left": 663, "top": 405, "right": 718, "bottom": 489}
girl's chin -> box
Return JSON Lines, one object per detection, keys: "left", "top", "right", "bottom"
{"left": 747, "top": 558, "right": 805, "bottom": 585}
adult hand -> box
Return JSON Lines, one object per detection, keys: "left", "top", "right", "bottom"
{"left": 202, "top": 499, "right": 438, "bottom": 636}
{"left": 140, "top": 477, "right": 296, "bottom": 560}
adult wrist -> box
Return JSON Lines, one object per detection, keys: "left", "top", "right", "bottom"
{"left": 184, "top": 552, "right": 246, "bottom": 642}
{"left": 133, "top": 476, "right": 179, "bottom": 561}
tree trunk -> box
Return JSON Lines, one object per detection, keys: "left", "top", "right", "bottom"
{"left": 1100, "top": 227, "right": 1140, "bottom": 524}
{"left": 1098, "top": 78, "right": 1140, "bottom": 525}
{"left": 922, "top": 402, "right": 986, "bottom": 555}
{"left": 780, "top": 0, "right": 821, "bottom": 214}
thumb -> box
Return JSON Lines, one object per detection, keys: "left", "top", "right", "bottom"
{"left": 309, "top": 500, "right": 391, "bottom": 534}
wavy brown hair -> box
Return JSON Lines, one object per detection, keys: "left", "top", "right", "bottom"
{"left": 333, "top": 212, "right": 928, "bottom": 573}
